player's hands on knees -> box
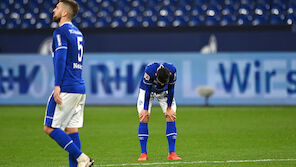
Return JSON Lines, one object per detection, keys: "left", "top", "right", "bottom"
{"left": 165, "top": 107, "right": 176, "bottom": 122}
{"left": 139, "top": 109, "right": 150, "bottom": 123}
{"left": 53, "top": 86, "right": 62, "bottom": 105}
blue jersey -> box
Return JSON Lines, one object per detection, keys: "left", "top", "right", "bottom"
{"left": 140, "top": 62, "right": 177, "bottom": 110}
{"left": 52, "top": 22, "right": 85, "bottom": 94}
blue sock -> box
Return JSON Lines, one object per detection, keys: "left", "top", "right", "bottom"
{"left": 138, "top": 123, "right": 148, "bottom": 153}
{"left": 68, "top": 133, "right": 81, "bottom": 167}
{"left": 49, "top": 129, "right": 82, "bottom": 159}
{"left": 166, "top": 122, "right": 177, "bottom": 153}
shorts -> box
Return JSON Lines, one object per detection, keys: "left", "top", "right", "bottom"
{"left": 44, "top": 92, "right": 86, "bottom": 130}
{"left": 137, "top": 89, "right": 177, "bottom": 114}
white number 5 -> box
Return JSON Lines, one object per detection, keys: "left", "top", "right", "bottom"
{"left": 77, "top": 36, "right": 83, "bottom": 62}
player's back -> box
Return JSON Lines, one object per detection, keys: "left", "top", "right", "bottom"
{"left": 52, "top": 23, "right": 85, "bottom": 94}
{"left": 140, "top": 62, "right": 176, "bottom": 93}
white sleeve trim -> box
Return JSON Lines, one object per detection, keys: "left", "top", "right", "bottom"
{"left": 55, "top": 46, "right": 68, "bottom": 51}
{"left": 143, "top": 80, "right": 153, "bottom": 85}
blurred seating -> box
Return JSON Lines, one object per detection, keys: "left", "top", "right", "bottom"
{"left": 286, "top": 14, "right": 296, "bottom": 25}
{"left": 172, "top": 16, "right": 187, "bottom": 27}
{"left": 188, "top": 16, "right": 203, "bottom": 26}
{"left": 220, "top": 15, "right": 236, "bottom": 26}
{"left": 21, "top": 13, "right": 36, "bottom": 28}
{"left": 157, "top": 16, "right": 172, "bottom": 27}
{"left": 221, "top": 5, "right": 236, "bottom": 16}
{"left": 270, "top": 14, "right": 285, "bottom": 24}
{"left": 237, "top": 14, "right": 252, "bottom": 25}
{"left": 252, "top": 15, "right": 268, "bottom": 25}
{"left": 126, "top": 17, "right": 141, "bottom": 27}
{"left": 110, "top": 17, "right": 125, "bottom": 28}
{"left": 142, "top": 16, "right": 157, "bottom": 27}
{"left": 1, "top": 0, "right": 296, "bottom": 29}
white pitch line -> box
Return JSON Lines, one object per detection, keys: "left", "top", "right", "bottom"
{"left": 94, "top": 158, "right": 296, "bottom": 167}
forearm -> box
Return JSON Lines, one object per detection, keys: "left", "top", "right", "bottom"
{"left": 167, "top": 84, "right": 175, "bottom": 107}
{"left": 54, "top": 49, "right": 67, "bottom": 86}
{"left": 143, "top": 86, "right": 152, "bottom": 110}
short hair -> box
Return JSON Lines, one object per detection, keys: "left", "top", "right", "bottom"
{"left": 60, "top": 0, "right": 79, "bottom": 19}
{"left": 157, "top": 67, "right": 170, "bottom": 84}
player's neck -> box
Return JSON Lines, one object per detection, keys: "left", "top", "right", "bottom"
{"left": 59, "top": 17, "right": 71, "bottom": 27}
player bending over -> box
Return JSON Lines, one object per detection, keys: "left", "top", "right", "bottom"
{"left": 137, "top": 62, "right": 182, "bottom": 161}
{"left": 43, "top": 1, "right": 94, "bottom": 167}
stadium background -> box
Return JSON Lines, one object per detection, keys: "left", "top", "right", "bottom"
{"left": 0, "top": 0, "right": 296, "bottom": 166}
{"left": 1, "top": 0, "right": 296, "bottom": 105}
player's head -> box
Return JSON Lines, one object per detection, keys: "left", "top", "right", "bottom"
{"left": 156, "top": 66, "right": 170, "bottom": 86}
{"left": 53, "top": 0, "right": 79, "bottom": 22}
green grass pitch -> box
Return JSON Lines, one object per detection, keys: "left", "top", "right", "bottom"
{"left": 0, "top": 106, "right": 296, "bottom": 167}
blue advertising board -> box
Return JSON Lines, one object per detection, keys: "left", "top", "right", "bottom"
{"left": 0, "top": 52, "right": 296, "bottom": 105}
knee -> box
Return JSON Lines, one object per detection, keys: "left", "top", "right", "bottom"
{"left": 139, "top": 109, "right": 150, "bottom": 123}
{"left": 140, "top": 117, "right": 149, "bottom": 123}
{"left": 65, "top": 128, "right": 78, "bottom": 134}
{"left": 139, "top": 114, "right": 150, "bottom": 123}
{"left": 165, "top": 113, "right": 176, "bottom": 122}
{"left": 165, "top": 116, "right": 175, "bottom": 122}
{"left": 43, "top": 126, "right": 54, "bottom": 135}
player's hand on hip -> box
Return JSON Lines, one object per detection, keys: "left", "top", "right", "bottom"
{"left": 139, "top": 109, "right": 150, "bottom": 123}
{"left": 53, "top": 86, "right": 62, "bottom": 105}
{"left": 165, "top": 107, "right": 176, "bottom": 122}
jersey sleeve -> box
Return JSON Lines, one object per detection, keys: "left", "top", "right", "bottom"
{"left": 142, "top": 64, "right": 156, "bottom": 110}
{"left": 143, "top": 85, "right": 152, "bottom": 110}
{"left": 167, "top": 64, "right": 176, "bottom": 106}
{"left": 167, "top": 84, "right": 175, "bottom": 107}
{"left": 53, "top": 28, "right": 68, "bottom": 86}
{"left": 53, "top": 28, "right": 68, "bottom": 51}
{"left": 142, "top": 65, "right": 154, "bottom": 86}
{"left": 169, "top": 65, "right": 177, "bottom": 85}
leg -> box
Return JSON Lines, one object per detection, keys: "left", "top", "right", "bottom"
{"left": 158, "top": 96, "right": 178, "bottom": 153}
{"left": 65, "top": 97, "right": 83, "bottom": 167}
{"left": 157, "top": 94, "right": 181, "bottom": 160}
{"left": 47, "top": 127, "right": 93, "bottom": 167}
{"left": 43, "top": 125, "right": 82, "bottom": 160}
{"left": 43, "top": 93, "right": 93, "bottom": 166}
{"left": 43, "top": 93, "right": 82, "bottom": 160}
{"left": 66, "top": 94, "right": 94, "bottom": 167}
{"left": 137, "top": 89, "right": 153, "bottom": 161}
{"left": 65, "top": 128, "right": 80, "bottom": 167}
{"left": 166, "top": 121, "right": 177, "bottom": 153}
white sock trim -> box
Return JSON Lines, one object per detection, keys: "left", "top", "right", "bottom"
{"left": 64, "top": 140, "right": 73, "bottom": 150}
{"left": 166, "top": 133, "right": 177, "bottom": 137}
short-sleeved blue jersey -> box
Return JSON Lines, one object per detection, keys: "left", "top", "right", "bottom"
{"left": 52, "top": 22, "right": 85, "bottom": 94}
{"left": 139, "top": 62, "right": 177, "bottom": 110}
{"left": 140, "top": 62, "right": 176, "bottom": 92}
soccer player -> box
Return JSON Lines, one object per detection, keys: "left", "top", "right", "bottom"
{"left": 137, "top": 62, "right": 182, "bottom": 161}
{"left": 43, "top": 1, "right": 94, "bottom": 167}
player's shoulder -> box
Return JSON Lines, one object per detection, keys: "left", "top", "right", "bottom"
{"left": 53, "top": 26, "right": 62, "bottom": 35}
{"left": 54, "top": 23, "right": 82, "bottom": 36}
{"left": 53, "top": 25, "right": 68, "bottom": 37}
{"left": 68, "top": 23, "right": 83, "bottom": 36}
{"left": 144, "top": 62, "right": 159, "bottom": 80}
{"left": 145, "top": 62, "right": 159, "bottom": 73}
{"left": 146, "top": 62, "right": 160, "bottom": 69}
{"left": 163, "top": 62, "right": 176, "bottom": 73}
